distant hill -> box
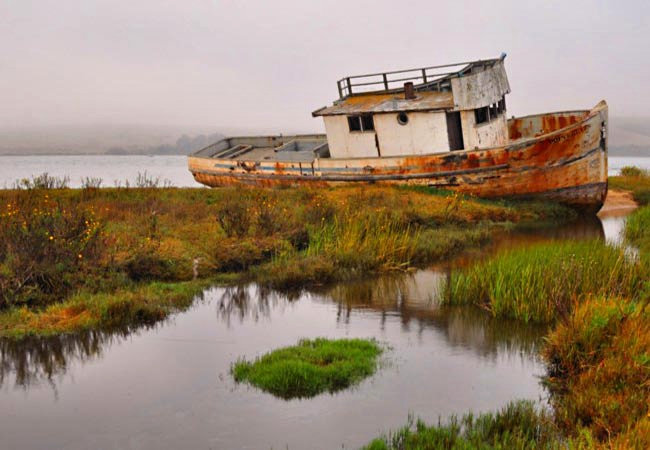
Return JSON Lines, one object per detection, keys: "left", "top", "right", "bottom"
{"left": 0, "top": 124, "right": 224, "bottom": 156}
{"left": 0, "top": 118, "right": 648, "bottom": 156}
{"left": 105, "top": 132, "right": 224, "bottom": 155}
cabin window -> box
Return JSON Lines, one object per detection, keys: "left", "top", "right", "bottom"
{"left": 397, "top": 112, "right": 409, "bottom": 125}
{"left": 361, "top": 114, "right": 375, "bottom": 131}
{"left": 347, "top": 114, "right": 374, "bottom": 132}
{"left": 489, "top": 103, "right": 498, "bottom": 119}
{"left": 475, "top": 107, "right": 489, "bottom": 124}
{"left": 348, "top": 116, "right": 361, "bottom": 131}
{"left": 498, "top": 96, "right": 506, "bottom": 114}
{"left": 475, "top": 96, "right": 506, "bottom": 126}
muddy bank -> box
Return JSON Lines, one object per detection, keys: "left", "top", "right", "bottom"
{"left": 598, "top": 188, "right": 638, "bottom": 217}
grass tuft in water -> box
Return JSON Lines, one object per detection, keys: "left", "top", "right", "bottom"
{"left": 363, "top": 400, "right": 560, "bottom": 449}
{"left": 231, "top": 337, "right": 382, "bottom": 399}
{"left": 445, "top": 240, "right": 643, "bottom": 323}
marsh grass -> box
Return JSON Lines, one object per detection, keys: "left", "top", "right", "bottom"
{"left": 0, "top": 185, "right": 576, "bottom": 336}
{"left": 231, "top": 338, "right": 382, "bottom": 399}
{"left": 542, "top": 297, "right": 650, "bottom": 444}
{"left": 445, "top": 240, "right": 643, "bottom": 323}
{"left": 363, "top": 400, "right": 560, "bottom": 449}
{"left": 625, "top": 205, "right": 650, "bottom": 254}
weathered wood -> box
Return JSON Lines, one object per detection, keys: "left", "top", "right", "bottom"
{"left": 188, "top": 102, "right": 609, "bottom": 213}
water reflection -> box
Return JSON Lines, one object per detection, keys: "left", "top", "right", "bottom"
{"left": 0, "top": 330, "right": 121, "bottom": 389}
{"left": 323, "top": 271, "right": 547, "bottom": 360}
{"left": 0, "top": 212, "right": 625, "bottom": 390}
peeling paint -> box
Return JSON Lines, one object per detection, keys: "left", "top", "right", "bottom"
{"left": 188, "top": 102, "right": 609, "bottom": 212}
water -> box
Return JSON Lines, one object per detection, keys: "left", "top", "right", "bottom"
{"left": 0, "top": 153, "right": 634, "bottom": 449}
{"left": 0, "top": 155, "right": 201, "bottom": 188}
{"left": 0, "top": 278, "right": 547, "bottom": 450}
{"left": 0, "top": 212, "right": 629, "bottom": 449}
{"left": 0, "top": 155, "right": 649, "bottom": 188}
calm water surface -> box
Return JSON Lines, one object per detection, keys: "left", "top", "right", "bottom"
{"left": 0, "top": 155, "right": 649, "bottom": 188}
{"left": 0, "top": 155, "right": 201, "bottom": 188}
{"left": 0, "top": 212, "right": 628, "bottom": 449}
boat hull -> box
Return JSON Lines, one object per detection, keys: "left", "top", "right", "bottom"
{"left": 188, "top": 101, "right": 608, "bottom": 213}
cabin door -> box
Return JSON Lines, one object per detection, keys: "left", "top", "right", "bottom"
{"left": 446, "top": 112, "right": 464, "bottom": 151}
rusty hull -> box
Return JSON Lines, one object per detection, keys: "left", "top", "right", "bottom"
{"left": 188, "top": 101, "right": 608, "bottom": 213}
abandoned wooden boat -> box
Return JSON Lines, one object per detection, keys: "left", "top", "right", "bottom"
{"left": 188, "top": 54, "right": 608, "bottom": 212}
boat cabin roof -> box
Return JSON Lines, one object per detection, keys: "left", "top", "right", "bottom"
{"left": 313, "top": 54, "right": 508, "bottom": 117}
{"left": 312, "top": 91, "right": 454, "bottom": 116}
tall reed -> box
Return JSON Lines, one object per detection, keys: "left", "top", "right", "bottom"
{"left": 445, "top": 240, "right": 643, "bottom": 323}
{"left": 306, "top": 211, "right": 418, "bottom": 272}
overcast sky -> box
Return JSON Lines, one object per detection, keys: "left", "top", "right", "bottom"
{"left": 1, "top": 0, "right": 648, "bottom": 133}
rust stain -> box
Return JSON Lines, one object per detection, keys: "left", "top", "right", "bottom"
{"left": 189, "top": 106, "right": 607, "bottom": 212}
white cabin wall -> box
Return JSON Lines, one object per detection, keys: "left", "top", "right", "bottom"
{"left": 375, "top": 112, "right": 449, "bottom": 156}
{"left": 322, "top": 116, "right": 378, "bottom": 158}
{"left": 460, "top": 111, "right": 508, "bottom": 149}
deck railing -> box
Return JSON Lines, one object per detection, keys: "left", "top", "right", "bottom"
{"left": 336, "top": 57, "right": 503, "bottom": 99}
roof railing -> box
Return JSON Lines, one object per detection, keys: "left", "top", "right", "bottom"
{"left": 336, "top": 56, "right": 503, "bottom": 99}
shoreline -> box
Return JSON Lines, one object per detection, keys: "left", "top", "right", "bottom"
{"left": 598, "top": 188, "right": 638, "bottom": 217}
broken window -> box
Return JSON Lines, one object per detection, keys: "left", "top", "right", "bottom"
{"left": 348, "top": 116, "right": 362, "bottom": 132}
{"left": 475, "top": 107, "right": 489, "bottom": 124}
{"left": 489, "top": 103, "right": 498, "bottom": 119}
{"left": 347, "top": 114, "right": 374, "bottom": 132}
{"left": 361, "top": 114, "right": 375, "bottom": 131}
{"left": 498, "top": 96, "right": 506, "bottom": 114}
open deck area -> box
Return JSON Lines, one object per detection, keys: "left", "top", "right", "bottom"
{"left": 192, "top": 134, "right": 329, "bottom": 163}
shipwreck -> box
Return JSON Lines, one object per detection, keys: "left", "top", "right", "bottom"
{"left": 188, "top": 54, "right": 608, "bottom": 212}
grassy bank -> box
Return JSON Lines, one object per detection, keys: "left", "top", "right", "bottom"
{"left": 0, "top": 279, "right": 215, "bottom": 339}
{"left": 609, "top": 166, "right": 650, "bottom": 205}
{"left": 0, "top": 180, "right": 574, "bottom": 337}
{"left": 399, "top": 203, "right": 649, "bottom": 448}
{"left": 232, "top": 338, "right": 382, "bottom": 399}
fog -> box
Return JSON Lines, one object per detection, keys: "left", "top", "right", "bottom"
{"left": 1, "top": 0, "right": 649, "bottom": 135}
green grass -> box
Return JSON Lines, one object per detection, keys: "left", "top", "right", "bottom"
{"left": 625, "top": 204, "right": 650, "bottom": 252}
{"left": 231, "top": 337, "right": 383, "bottom": 399}
{"left": 363, "top": 400, "right": 560, "bottom": 449}
{"left": 444, "top": 240, "right": 643, "bottom": 323}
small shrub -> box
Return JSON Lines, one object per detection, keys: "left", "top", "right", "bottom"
{"left": 81, "top": 177, "right": 103, "bottom": 189}
{"left": 133, "top": 171, "right": 171, "bottom": 188}
{"left": 122, "top": 252, "right": 178, "bottom": 282}
{"left": 253, "top": 254, "right": 337, "bottom": 290}
{"left": 232, "top": 338, "right": 382, "bottom": 399}
{"left": 216, "top": 197, "right": 251, "bottom": 238}
{"left": 14, "top": 173, "right": 70, "bottom": 190}
{"left": 620, "top": 166, "right": 645, "bottom": 177}
{"left": 0, "top": 194, "right": 103, "bottom": 308}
